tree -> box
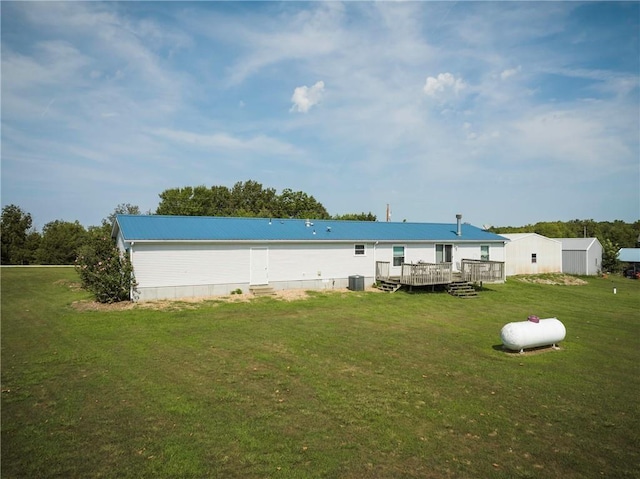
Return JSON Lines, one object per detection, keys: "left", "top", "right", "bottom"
{"left": 601, "top": 238, "right": 621, "bottom": 273}
{"left": 230, "top": 180, "right": 278, "bottom": 217}
{"left": 75, "top": 236, "right": 136, "bottom": 303}
{"left": 156, "top": 186, "right": 233, "bottom": 216}
{"left": 155, "top": 181, "right": 330, "bottom": 219}
{"left": 333, "top": 212, "right": 377, "bottom": 221}
{"left": 37, "top": 220, "right": 88, "bottom": 264}
{"left": 1, "top": 204, "right": 39, "bottom": 264}
{"left": 102, "top": 203, "right": 140, "bottom": 228}
{"left": 277, "top": 188, "right": 330, "bottom": 219}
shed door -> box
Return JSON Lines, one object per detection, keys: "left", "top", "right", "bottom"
{"left": 250, "top": 247, "right": 269, "bottom": 285}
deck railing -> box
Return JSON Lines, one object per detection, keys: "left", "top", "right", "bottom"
{"left": 377, "top": 260, "right": 504, "bottom": 286}
{"left": 461, "top": 259, "right": 505, "bottom": 283}
{"left": 401, "top": 262, "right": 453, "bottom": 286}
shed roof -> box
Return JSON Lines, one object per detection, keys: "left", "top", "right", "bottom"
{"left": 501, "top": 233, "right": 561, "bottom": 244}
{"left": 618, "top": 248, "right": 640, "bottom": 263}
{"left": 113, "top": 215, "right": 508, "bottom": 243}
{"left": 553, "top": 237, "right": 601, "bottom": 251}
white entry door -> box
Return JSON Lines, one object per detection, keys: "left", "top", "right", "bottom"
{"left": 250, "top": 247, "right": 269, "bottom": 285}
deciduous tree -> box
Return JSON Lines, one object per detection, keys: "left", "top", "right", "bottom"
{"left": 37, "top": 220, "right": 87, "bottom": 265}
{"left": 1, "top": 204, "right": 39, "bottom": 264}
{"left": 75, "top": 236, "right": 136, "bottom": 303}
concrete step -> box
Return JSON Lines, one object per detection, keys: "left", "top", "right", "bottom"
{"left": 249, "top": 285, "right": 276, "bottom": 297}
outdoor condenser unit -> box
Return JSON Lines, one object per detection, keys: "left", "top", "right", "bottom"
{"left": 501, "top": 317, "right": 566, "bottom": 353}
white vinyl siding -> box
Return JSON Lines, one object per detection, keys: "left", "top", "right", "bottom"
{"left": 503, "top": 234, "right": 562, "bottom": 276}
{"left": 132, "top": 243, "right": 249, "bottom": 288}
{"left": 132, "top": 242, "right": 377, "bottom": 290}
{"left": 268, "top": 243, "right": 371, "bottom": 282}
{"left": 120, "top": 235, "right": 508, "bottom": 300}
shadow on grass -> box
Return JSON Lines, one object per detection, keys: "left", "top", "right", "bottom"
{"left": 492, "top": 343, "right": 563, "bottom": 355}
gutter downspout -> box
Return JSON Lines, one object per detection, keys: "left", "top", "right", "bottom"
{"left": 129, "top": 241, "right": 135, "bottom": 301}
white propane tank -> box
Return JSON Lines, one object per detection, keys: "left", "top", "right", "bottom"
{"left": 500, "top": 317, "right": 566, "bottom": 352}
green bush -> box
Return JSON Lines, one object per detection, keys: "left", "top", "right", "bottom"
{"left": 75, "top": 237, "right": 136, "bottom": 303}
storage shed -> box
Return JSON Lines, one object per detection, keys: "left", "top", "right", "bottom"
{"left": 554, "top": 238, "right": 603, "bottom": 275}
{"left": 113, "top": 214, "right": 508, "bottom": 301}
{"left": 502, "top": 233, "right": 562, "bottom": 276}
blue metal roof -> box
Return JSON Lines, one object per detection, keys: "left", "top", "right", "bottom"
{"left": 114, "top": 215, "right": 508, "bottom": 243}
{"left": 619, "top": 248, "right": 640, "bottom": 263}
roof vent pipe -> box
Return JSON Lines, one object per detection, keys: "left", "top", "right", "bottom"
{"left": 456, "top": 214, "right": 462, "bottom": 236}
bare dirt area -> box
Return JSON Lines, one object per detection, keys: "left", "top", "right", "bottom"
{"left": 513, "top": 274, "right": 588, "bottom": 286}
{"left": 54, "top": 279, "right": 83, "bottom": 292}
{"left": 71, "top": 286, "right": 383, "bottom": 312}
{"left": 71, "top": 300, "right": 136, "bottom": 312}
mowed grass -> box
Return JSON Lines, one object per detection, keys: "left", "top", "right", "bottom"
{"left": 1, "top": 268, "right": 639, "bottom": 478}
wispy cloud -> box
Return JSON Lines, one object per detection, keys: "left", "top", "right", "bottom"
{"left": 149, "top": 128, "right": 304, "bottom": 157}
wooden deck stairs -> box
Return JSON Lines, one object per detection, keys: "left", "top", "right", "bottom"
{"left": 446, "top": 281, "right": 478, "bottom": 298}
{"left": 377, "top": 279, "right": 402, "bottom": 293}
{"left": 249, "top": 285, "right": 276, "bottom": 297}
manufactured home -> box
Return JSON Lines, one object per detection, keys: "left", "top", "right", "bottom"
{"left": 113, "top": 214, "right": 508, "bottom": 301}
{"left": 554, "top": 238, "right": 603, "bottom": 276}
{"left": 501, "top": 233, "right": 562, "bottom": 276}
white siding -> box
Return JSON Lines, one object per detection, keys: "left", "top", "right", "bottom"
{"left": 268, "top": 243, "right": 374, "bottom": 283}
{"left": 131, "top": 243, "right": 249, "bottom": 288}
{"left": 118, "top": 234, "right": 507, "bottom": 300}
{"left": 503, "top": 234, "right": 562, "bottom": 276}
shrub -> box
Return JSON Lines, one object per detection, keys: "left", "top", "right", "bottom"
{"left": 75, "top": 237, "right": 136, "bottom": 303}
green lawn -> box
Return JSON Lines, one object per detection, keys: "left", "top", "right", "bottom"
{"left": 2, "top": 267, "right": 639, "bottom": 478}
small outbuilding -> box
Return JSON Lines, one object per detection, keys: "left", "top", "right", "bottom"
{"left": 554, "top": 238, "right": 603, "bottom": 276}
{"left": 502, "top": 233, "right": 562, "bottom": 276}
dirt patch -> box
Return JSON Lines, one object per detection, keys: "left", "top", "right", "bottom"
{"left": 54, "top": 279, "right": 83, "bottom": 292}
{"left": 70, "top": 286, "right": 382, "bottom": 312}
{"left": 71, "top": 300, "right": 136, "bottom": 312}
{"left": 513, "top": 274, "right": 587, "bottom": 286}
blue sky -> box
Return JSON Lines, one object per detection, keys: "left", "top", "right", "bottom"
{"left": 2, "top": 1, "right": 638, "bottom": 229}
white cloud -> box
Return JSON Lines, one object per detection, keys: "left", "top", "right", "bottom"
{"left": 423, "top": 73, "right": 466, "bottom": 97}
{"left": 500, "top": 66, "right": 521, "bottom": 80}
{"left": 290, "top": 81, "right": 325, "bottom": 113}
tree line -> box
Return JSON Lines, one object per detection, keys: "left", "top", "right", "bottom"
{"left": 489, "top": 219, "right": 640, "bottom": 250}
{"left": 1, "top": 181, "right": 377, "bottom": 265}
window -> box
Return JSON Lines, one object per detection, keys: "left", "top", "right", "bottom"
{"left": 436, "top": 244, "right": 453, "bottom": 263}
{"left": 481, "top": 245, "right": 489, "bottom": 261}
{"left": 393, "top": 246, "right": 405, "bottom": 266}
{"left": 531, "top": 253, "right": 537, "bottom": 264}
{"left": 354, "top": 244, "right": 365, "bottom": 256}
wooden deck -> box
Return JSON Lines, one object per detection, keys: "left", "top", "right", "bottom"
{"left": 376, "top": 260, "right": 505, "bottom": 287}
